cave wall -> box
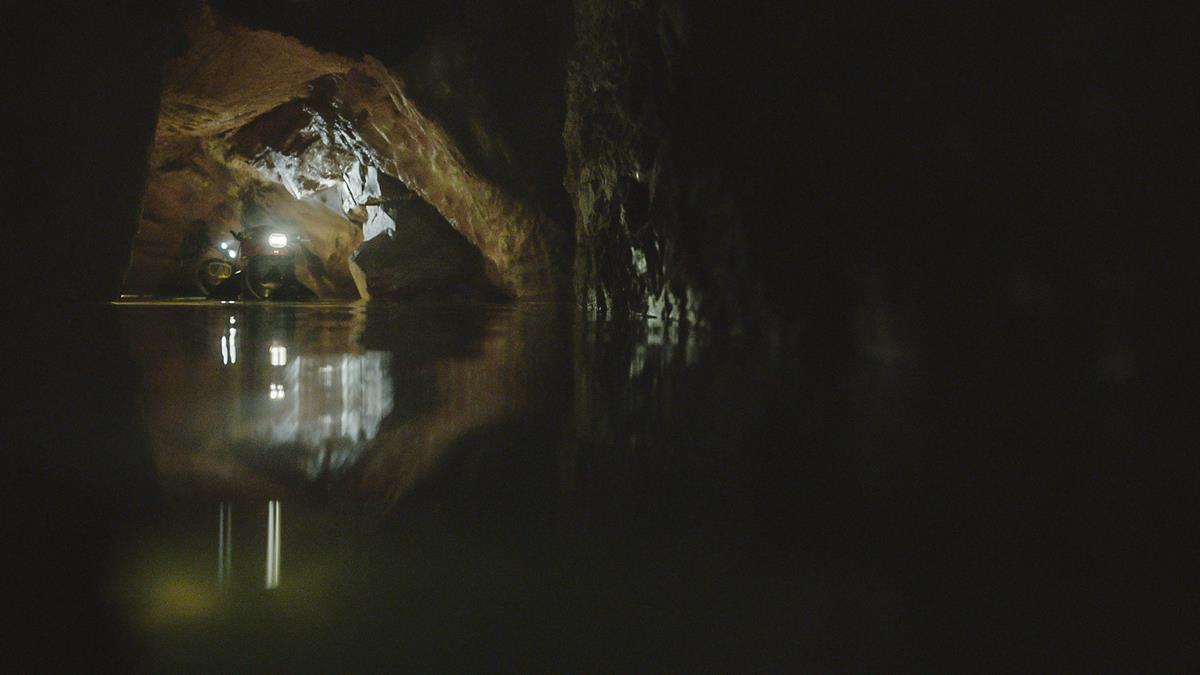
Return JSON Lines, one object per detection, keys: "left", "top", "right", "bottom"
{"left": 12, "top": 2, "right": 181, "bottom": 304}
{"left": 565, "top": 0, "right": 809, "bottom": 326}
{"left": 128, "top": 2, "right": 570, "bottom": 300}
{"left": 127, "top": 4, "right": 362, "bottom": 297}
{"left": 337, "top": 60, "right": 570, "bottom": 298}
{"left": 16, "top": 0, "right": 1184, "bottom": 331}
{"left": 563, "top": 0, "right": 1187, "bottom": 375}
{"left": 128, "top": 136, "right": 365, "bottom": 297}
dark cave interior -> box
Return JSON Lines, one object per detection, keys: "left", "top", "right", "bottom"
{"left": 14, "top": 1, "right": 1188, "bottom": 337}
{"left": 8, "top": 0, "right": 1195, "bottom": 670}
{"left": 17, "top": 0, "right": 1191, "bottom": 332}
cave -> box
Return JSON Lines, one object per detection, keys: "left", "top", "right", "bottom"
{"left": 126, "top": 3, "right": 568, "bottom": 302}
{"left": 10, "top": 0, "right": 1192, "bottom": 670}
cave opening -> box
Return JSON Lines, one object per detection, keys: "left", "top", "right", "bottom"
{"left": 127, "top": 2, "right": 567, "bottom": 303}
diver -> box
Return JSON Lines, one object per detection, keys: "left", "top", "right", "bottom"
{"left": 207, "top": 226, "right": 318, "bottom": 300}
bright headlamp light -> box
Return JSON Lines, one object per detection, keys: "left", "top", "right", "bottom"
{"left": 267, "top": 233, "right": 288, "bottom": 248}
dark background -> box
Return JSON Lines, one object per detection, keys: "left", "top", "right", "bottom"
{"left": 5, "top": 0, "right": 1196, "bottom": 669}
{"left": 7, "top": 1, "right": 1194, "bottom": 314}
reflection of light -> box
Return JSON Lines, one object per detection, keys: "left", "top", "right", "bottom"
{"left": 229, "top": 317, "right": 236, "bottom": 325}
{"left": 234, "top": 352, "right": 392, "bottom": 479}
{"left": 265, "top": 501, "right": 280, "bottom": 589}
{"left": 269, "top": 345, "right": 287, "bottom": 366}
{"left": 218, "top": 503, "right": 232, "bottom": 587}
{"left": 221, "top": 324, "right": 238, "bottom": 365}
{"left": 144, "top": 576, "right": 214, "bottom": 625}
{"left": 268, "top": 233, "right": 288, "bottom": 248}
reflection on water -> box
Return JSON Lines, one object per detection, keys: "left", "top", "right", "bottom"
{"left": 123, "top": 301, "right": 566, "bottom": 506}
{"left": 228, "top": 343, "right": 392, "bottom": 481}
{"left": 216, "top": 500, "right": 284, "bottom": 591}
{"left": 217, "top": 307, "right": 391, "bottom": 486}
{"left": 264, "top": 500, "right": 280, "bottom": 589}
{"left": 18, "top": 298, "right": 1160, "bottom": 670}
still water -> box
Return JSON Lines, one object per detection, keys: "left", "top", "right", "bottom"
{"left": 13, "top": 300, "right": 1176, "bottom": 669}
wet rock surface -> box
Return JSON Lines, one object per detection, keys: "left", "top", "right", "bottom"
{"left": 561, "top": 0, "right": 1184, "bottom": 385}
{"left": 227, "top": 88, "right": 368, "bottom": 201}
{"left": 153, "top": 4, "right": 355, "bottom": 162}
{"left": 129, "top": 2, "right": 568, "bottom": 300}
{"left": 351, "top": 204, "right": 492, "bottom": 300}
{"left": 564, "top": 0, "right": 801, "bottom": 325}
{"left": 128, "top": 141, "right": 362, "bottom": 298}
{"left": 336, "top": 60, "right": 569, "bottom": 298}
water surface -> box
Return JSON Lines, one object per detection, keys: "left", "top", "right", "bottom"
{"left": 13, "top": 299, "right": 1174, "bottom": 670}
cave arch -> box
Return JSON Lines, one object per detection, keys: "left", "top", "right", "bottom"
{"left": 125, "top": 3, "right": 568, "bottom": 300}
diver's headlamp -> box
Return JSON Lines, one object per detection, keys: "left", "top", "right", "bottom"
{"left": 267, "top": 233, "right": 288, "bottom": 248}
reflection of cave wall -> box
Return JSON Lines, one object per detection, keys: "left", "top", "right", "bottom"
{"left": 127, "top": 3, "right": 569, "bottom": 300}
{"left": 235, "top": 351, "right": 394, "bottom": 484}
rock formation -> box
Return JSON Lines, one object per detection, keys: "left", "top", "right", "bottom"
{"left": 27, "top": 0, "right": 1166, "bottom": 355}
{"left": 564, "top": 0, "right": 804, "bottom": 326}
{"left": 127, "top": 3, "right": 569, "bottom": 300}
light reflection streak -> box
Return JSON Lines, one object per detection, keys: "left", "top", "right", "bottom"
{"left": 247, "top": 348, "right": 391, "bottom": 478}
{"left": 265, "top": 501, "right": 280, "bottom": 589}
{"left": 212, "top": 323, "right": 394, "bottom": 479}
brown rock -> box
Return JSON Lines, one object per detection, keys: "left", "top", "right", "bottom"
{"left": 127, "top": 3, "right": 568, "bottom": 301}
{"left": 350, "top": 198, "right": 491, "bottom": 300}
